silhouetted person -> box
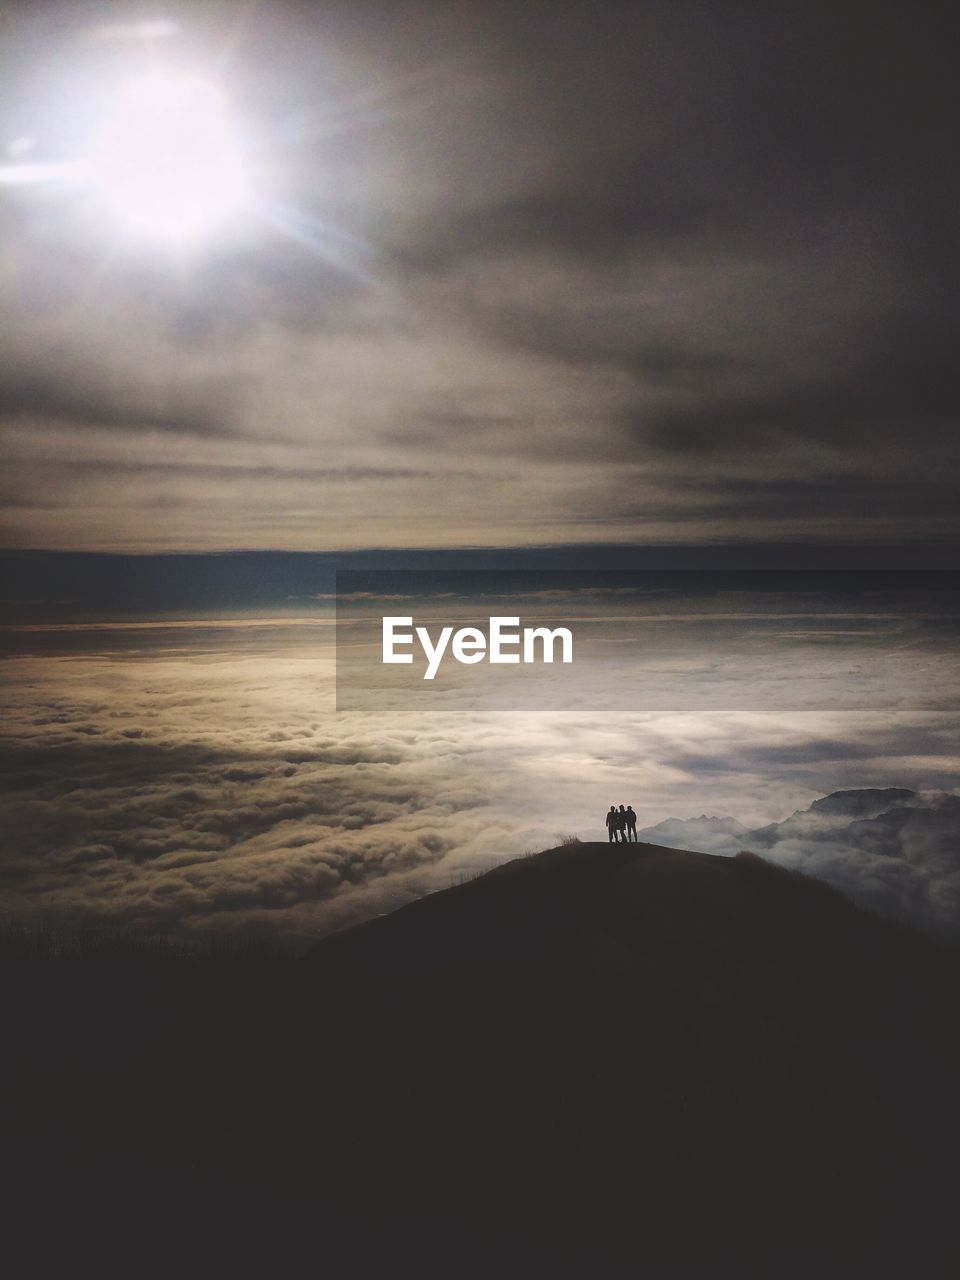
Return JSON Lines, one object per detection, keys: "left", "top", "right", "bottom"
{"left": 625, "top": 805, "right": 637, "bottom": 842}
{"left": 606, "top": 806, "right": 620, "bottom": 842}
{"left": 617, "top": 805, "right": 628, "bottom": 842}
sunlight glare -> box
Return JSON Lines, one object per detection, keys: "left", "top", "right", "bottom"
{"left": 89, "top": 72, "right": 247, "bottom": 246}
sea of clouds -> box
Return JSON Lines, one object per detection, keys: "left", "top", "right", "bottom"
{"left": 2, "top": 601, "right": 958, "bottom": 944}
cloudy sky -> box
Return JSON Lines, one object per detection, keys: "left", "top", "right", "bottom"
{"left": 1, "top": 3, "right": 958, "bottom": 942}
{"left": 1, "top": 0, "right": 957, "bottom": 550}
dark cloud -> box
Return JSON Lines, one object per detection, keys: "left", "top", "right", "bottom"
{"left": 0, "top": 369, "right": 235, "bottom": 438}
{"left": 0, "top": 1, "right": 956, "bottom": 550}
{"left": 641, "top": 330, "right": 960, "bottom": 457}
{"left": 662, "top": 477, "right": 960, "bottom": 526}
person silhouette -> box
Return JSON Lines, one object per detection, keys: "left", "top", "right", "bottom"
{"left": 606, "top": 805, "right": 620, "bottom": 842}
{"left": 617, "top": 805, "right": 628, "bottom": 843}
{"left": 625, "top": 805, "right": 637, "bottom": 842}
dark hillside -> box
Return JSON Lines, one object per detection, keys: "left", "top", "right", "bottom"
{"left": 3, "top": 842, "right": 957, "bottom": 1277}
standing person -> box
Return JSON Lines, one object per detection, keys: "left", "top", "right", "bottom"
{"left": 617, "top": 805, "right": 628, "bottom": 843}
{"left": 606, "top": 806, "right": 620, "bottom": 842}
{"left": 625, "top": 805, "right": 638, "bottom": 842}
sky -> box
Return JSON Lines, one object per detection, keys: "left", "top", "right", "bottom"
{"left": 0, "top": 1, "right": 958, "bottom": 551}
{"left": 1, "top": 3, "right": 958, "bottom": 943}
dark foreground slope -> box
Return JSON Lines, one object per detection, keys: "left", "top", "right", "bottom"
{"left": 4, "top": 842, "right": 958, "bottom": 1277}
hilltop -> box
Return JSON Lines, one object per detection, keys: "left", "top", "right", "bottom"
{"left": 4, "top": 840, "right": 958, "bottom": 1276}
{"left": 311, "top": 838, "right": 892, "bottom": 980}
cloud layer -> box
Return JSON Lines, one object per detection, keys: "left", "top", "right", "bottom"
{"left": 640, "top": 790, "right": 960, "bottom": 935}
{"left": 2, "top": 594, "right": 957, "bottom": 942}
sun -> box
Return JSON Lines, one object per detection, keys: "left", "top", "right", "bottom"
{"left": 88, "top": 72, "right": 248, "bottom": 247}
{"left": 0, "top": 43, "right": 352, "bottom": 269}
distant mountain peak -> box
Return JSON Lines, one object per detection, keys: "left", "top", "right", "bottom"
{"left": 651, "top": 813, "right": 746, "bottom": 832}
{"left": 637, "top": 813, "right": 749, "bottom": 855}
{"left": 808, "top": 788, "right": 916, "bottom": 818}
{"left": 633, "top": 786, "right": 956, "bottom": 935}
